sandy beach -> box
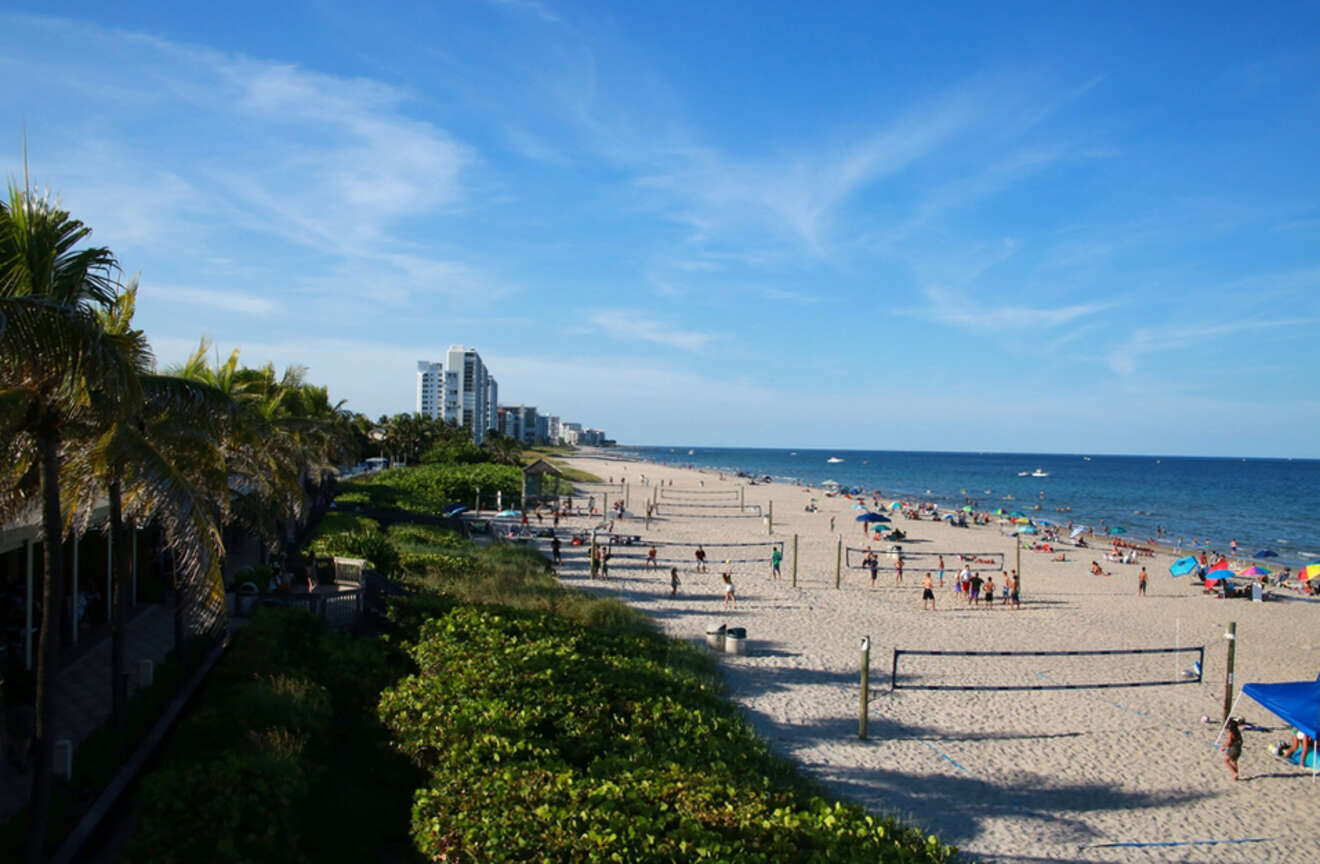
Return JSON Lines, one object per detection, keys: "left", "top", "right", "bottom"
{"left": 535, "top": 453, "right": 1319, "bottom": 864}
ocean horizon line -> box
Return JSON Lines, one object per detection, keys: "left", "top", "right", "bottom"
{"left": 616, "top": 444, "right": 1320, "bottom": 463}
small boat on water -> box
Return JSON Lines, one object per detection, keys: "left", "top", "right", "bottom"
{"left": 687, "top": 449, "right": 694, "bottom": 455}
{"left": 1031, "top": 468, "right": 1049, "bottom": 478}
{"left": 1017, "top": 471, "right": 1030, "bottom": 477}
{"left": 827, "top": 457, "right": 845, "bottom": 463}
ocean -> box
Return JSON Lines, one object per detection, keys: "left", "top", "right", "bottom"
{"left": 615, "top": 446, "right": 1320, "bottom": 568}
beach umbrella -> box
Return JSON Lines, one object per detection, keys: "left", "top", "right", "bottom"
{"left": 1299, "top": 563, "right": 1320, "bottom": 582}
{"left": 856, "top": 512, "right": 889, "bottom": 523}
{"left": 890, "top": 501, "right": 904, "bottom": 510}
{"left": 1204, "top": 568, "right": 1235, "bottom": 586}
{"left": 1015, "top": 525, "right": 1038, "bottom": 534}
{"left": 942, "top": 513, "right": 956, "bottom": 520}
{"left": 992, "top": 508, "right": 1004, "bottom": 515}
{"left": 1070, "top": 526, "right": 1089, "bottom": 539}
{"left": 1237, "top": 566, "right": 1270, "bottom": 579}
{"left": 1011, "top": 516, "right": 1032, "bottom": 524}
{"left": 851, "top": 503, "right": 867, "bottom": 509}
{"left": 1254, "top": 550, "right": 1279, "bottom": 559}
{"left": 1170, "top": 556, "right": 1197, "bottom": 577}
{"left": 961, "top": 505, "right": 974, "bottom": 512}
{"left": 1107, "top": 526, "right": 1127, "bottom": 535}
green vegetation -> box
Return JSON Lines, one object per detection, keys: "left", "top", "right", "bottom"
{"left": 338, "top": 462, "right": 521, "bottom": 515}
{"left": 382, "top": 534, "right": 954, "bottom": 863}
{"left": 123, "top": 609, "right": 418, "bottom": 864}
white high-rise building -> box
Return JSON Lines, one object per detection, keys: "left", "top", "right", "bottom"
{"left": 485, "top": 377, "right": 499, "bottom": 436}
{"left": 442, "top": 346, "right": 491, "bottom": 444}
{"left": 416, "top": 361, "right": 443, "bottom": 419}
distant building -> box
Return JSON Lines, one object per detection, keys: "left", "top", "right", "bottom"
{"left": 544, "top": 415, "right": 561, "bottom": 445}
{"left": 560, "top": 422, "right": 582, "bottom": 445}
{"left": 485, "top": 377, "right": 499, "bottom": 437}
{"left": 499, "top": 403, "right": 539, "bottom": 445}
{"left": 416, "top": 361, "right": 443, "bottom": 419}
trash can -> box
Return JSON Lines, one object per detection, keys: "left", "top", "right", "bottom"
{"left": 705, "top": 624, "right": 726, "bottom": 651}
{"left": 724, "top": 627, "right": 747, "bottom": 655}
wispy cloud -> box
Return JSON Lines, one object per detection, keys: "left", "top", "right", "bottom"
{"left": 1107, "top": 317, "right": 1320, "bottom": 375}
{"left": 586, "top": 308, "right": 713, "bottom": 352}
{"left": 918, "top": 284, "right": 1114, "bottom": 329}
{"left": 147, "top": 283, "right": 282, "bottom": 316}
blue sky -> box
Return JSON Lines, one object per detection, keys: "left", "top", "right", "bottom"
{"left": 3, "top": 2, "right": 1318, "bottom": 457}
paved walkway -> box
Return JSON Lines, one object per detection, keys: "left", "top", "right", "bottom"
{"left": 1, "top": 602, "right": 176, "bottom": 824}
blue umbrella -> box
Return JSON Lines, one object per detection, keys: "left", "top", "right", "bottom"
{"left": 1170, "top": 556, "right": 1197, "bottom": 577}
{"left": 857, "top": 512, "right": 890, "bottom": 523}
{"left": 1107, "top": 526, "right": 1127, "bottom": 535}
{"left": 1254, "top": 550, "right": 1279, "bottom": 559}
{"left": 1015, "top": 525, "right": 1038, "bottom": 534}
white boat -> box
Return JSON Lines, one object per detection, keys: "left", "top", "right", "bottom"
{"left": 827, "top": 457, "right": 844, "bottom": 463}
{"left": 687, "top": 449, "right": 694, "bottom": 455}
{"left": 1017, "top": 471, "right": 1029, "bottom": 477}
{"left": 1030, "top": 469, "right": 1049, "bottom": 478}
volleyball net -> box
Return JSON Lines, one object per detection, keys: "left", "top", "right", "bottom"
{"left": 658, "top": 488, "right": 741, "bottom": 503}
{"left": 596, "top": 537, "right": 784, "bottom": 565}
{"left": 890, "top": 645, "right": 1205, "bottom": 692}
{"left": 845, "top": 548, "right": 1005, "bottom": 572}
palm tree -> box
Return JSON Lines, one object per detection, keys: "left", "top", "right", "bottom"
{"left": 61, "top": 284, "right": 229, "bottom": 725}
{"left": 0, "top": 181, "right": 131, "bottom": 864}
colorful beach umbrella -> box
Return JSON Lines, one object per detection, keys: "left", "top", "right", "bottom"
{"left": 1011, "top": 516, "right": 1032, "bottom": 524}
{"left": 1300, "top": 563, "right": 1320, "bottom": 582}
{"left": 890, "top": 501, "right": 904, "bottom": 510}
{"left": 992, "top": 508, "right": 1004, "bottom": 515}
{"left": 961, "top": 505, "right": 974, "bottom": 512}
{"left": 1015, "top": 525, "right": 1038, "bottom": 534}
{"left": 1237, "top": 566, "right": 1270, "bottom": 579}
{"left": 1170, "top": 556, "right": 1197, "bottom": 577}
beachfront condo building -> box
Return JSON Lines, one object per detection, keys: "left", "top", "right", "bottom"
{"left": 415, "top": 347, "right": 493, "bottom": 444}
{"left": 499, "top": 403, "right": 540, "bottom": 445}
{"left": 416, "top": 361, "right": 443, "bottom": 419}
{"left": 485, "top": 377, "right": 499, "bottom": 437}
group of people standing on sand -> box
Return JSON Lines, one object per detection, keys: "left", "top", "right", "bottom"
{"left": 949, "top": 561, "right": 1021, "bottom": 610}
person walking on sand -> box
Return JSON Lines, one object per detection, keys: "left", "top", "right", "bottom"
{"left": 1138, "top": 566, "right": 1148, "bottom": 596}
{"left": 670, "top": 567, "right": 681, "bottom": 598}
{"left": 551, "top": 536, "right": 562, "bottom": 565}
{"left": 1009, "top": 572, "right": 1020, "bottom": 609}
{"left": 646, "top": 544, "right": 658, "bottom": 570}
{"left": 721, "top": 568, "right": 737, "bottom": 609}
{"left": 1221, "top": 718, "right": 1243, "bottom": 780}
{"left": 937, "top": 554, "right": 945, "bottom": 587}
{"left": 867, "top": 551, "right": 879, "bottom": 588}
{"left": 771, "top": 545, "right": 782, "bottom": 579}
{"left": 695, "top": 544, "right": 707, "bottom": 573}
{"left": 922, "top": 572, "right": 936, "bottom": 611}
{"left": 829, "top": 515, "right": 835, "bottom": 533}
{"left": 894, "top": 555, "right": 903, "bottom": 586}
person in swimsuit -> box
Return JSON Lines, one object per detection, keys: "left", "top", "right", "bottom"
{"left": 1221, "top": 718, "right": 1243, "bottom": 780}
{"left": 968, "top": 572, "right": 982, "bottom": 603}
{"left": 721, "top": 569, "right": 736, "bottom": 609}
{"left": 1138, "top": 566, "right": 1147, "bottom": 595}
{"left": 771, "top": 546, "right": 782, "bottom": 578}
{"left": 1009, "top": 571, "right": 1020, "bottom": 609}
{"left": 670, "top": 567, "right": 681, "bottom": 597}
{"left": 937, "top": 555, "right": 945, "bottom": 587}
{"left": 647, "top": 545, "right": 658, "bottom": 570}
{"left": 894, "top": 555, "right": 903, "bottom": 585}
{"left": 982, "top": 575, "right": 995, "bottom": 608}
{"left": 922, "top": 572, "right": 936, "bottom": 611}
{"left": 695, "top": 545, "right": 707, "bottom": 573}
{"left": 867, "top": 552, "right": 879, "bottom": 588}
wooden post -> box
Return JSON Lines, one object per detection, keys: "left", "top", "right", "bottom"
{"left": 106, "top": 528, "right": 113, "bottom": 622}
{"left": 603, "top": 493, "right": 610, "bottom": 516}
{"left": 859, "top": 636, "right": 870, "bottom": 739}
{"left": 792, "top": 534, "right": 798, "bottom": 588}
{"left": 835, "top": 536, "right": 842, "bottom": 589}
{"left": 1222, "top": 621, "right": 1237, "bottom": 721}
{"left": 625, "top": 482, "right": 629, "bottom": 510}
{"left": 1016, "top": 533, "right": 1022, "bottom": 593}
{"left": 740, "top": 486, "right": 745, "bottom": 512}
{"left": 71, "top": 538, "right": 79, "bottom": 645}
{"left": 767, "top": 500, "right": 774, "bottom": 535}
{"left": 590, "top": 531, "right": 598, "bottom": 579}
{"left": 25, "top": 538, "right": 34, "bottom": 670}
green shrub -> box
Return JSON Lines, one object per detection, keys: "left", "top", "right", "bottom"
{"left": 308, "top": 529, "right": 399, "bottom": 576}
{"left": 379, "top": 607, "right": 954, "bottom": 863}
{"left": 339, "top": 463, "right": 520, "bottom": 516}
{"left": 332, "top": 490, "right": 371, "bottom": 506}
{"left": 306, "top": 511, "right": 380, "bottom": 543}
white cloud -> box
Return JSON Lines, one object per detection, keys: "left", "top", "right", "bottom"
{"left": 145, "top": 283, "right": 281, "bottom": 316}
{"left": 1107, "top": 317, "right": 1320, "bottom": 376}
{"left": 586, "top": 308, "right": 713, "bottom": 352}
{"left": 918, "top": 284, "right": 1114, "bottom": 330}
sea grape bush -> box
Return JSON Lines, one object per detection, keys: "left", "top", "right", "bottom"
{"left": 379, "top": 607, "right": 955, "bottom": 863}
{"left": 340, "top": 463, "right": 521, "bottom": 515}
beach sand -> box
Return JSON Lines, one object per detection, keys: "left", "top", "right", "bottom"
{"left": 534, "top": 453, "right": 1319, "bottom": 864}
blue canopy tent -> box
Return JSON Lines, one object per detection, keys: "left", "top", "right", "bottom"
{"left": 1239, "top": 676, "right": 1320, "bottom": 776}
